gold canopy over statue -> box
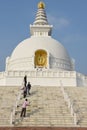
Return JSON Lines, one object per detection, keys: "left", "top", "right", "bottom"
{"left": 38, "top": 1, "right": 45, "bottom": 9}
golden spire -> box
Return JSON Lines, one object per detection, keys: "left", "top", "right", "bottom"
{"left": 38, "top": 1, "right": 45, "bottom": 9}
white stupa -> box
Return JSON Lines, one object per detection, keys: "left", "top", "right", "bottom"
{"left": 0, "top": 1, "right": 87, "bottom": 86}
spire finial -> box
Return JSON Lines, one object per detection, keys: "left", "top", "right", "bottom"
{"left": 30, "top": 1, "right": 53, "bottom": 36}
{"left": 38, "top": 1, "right": 45, "bottom": 9}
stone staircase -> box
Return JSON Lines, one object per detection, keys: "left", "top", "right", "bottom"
{"left": 64, "top": 87, "right": 87, "bottom": 127}
{"left": 13, "top": 86, "right": 74, "bottom": 127}
{"left": 0, "top": 86, "right": 87, "bottom": 127}
{"left": 0, "top": 86, "right": 19, "bottom": 126}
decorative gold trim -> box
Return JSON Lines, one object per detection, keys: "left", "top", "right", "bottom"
{"left": 38, "top": 1, "right": 45, "bottom": 9}
{"left": 34, "top": 49, "right": 47, "bottom": 67}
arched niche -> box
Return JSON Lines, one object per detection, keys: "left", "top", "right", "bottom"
{"left": 34, "top": 49, "right": 47, "bottom": 68}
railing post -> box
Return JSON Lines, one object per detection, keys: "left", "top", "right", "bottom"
{"left": 10, "top": 111, "right": 13, "bottom": 125}
{"left": 10, "top": 86, "right": 22, "bottom": 125}
{"left": 60, "top": 82, "right": 78, "bottom": 126}
{"left": 74, "top": 113, "right": 77, "bottom": 126}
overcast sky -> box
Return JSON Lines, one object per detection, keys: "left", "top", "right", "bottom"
{"left": 0, "top": 0, "right": 87, "bottom": 75}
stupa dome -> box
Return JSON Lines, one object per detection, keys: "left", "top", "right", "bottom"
{"left": 0, "top": 1, "right": 86, "bottom": 87}
{"left": 6, "top": 36, "right": 73, "bottom": 71}
{"left": 6, "top": 1, "right": 74, "bottom": 71}
{"left": 11, "top": 36, "right": 70, "bottom": 62}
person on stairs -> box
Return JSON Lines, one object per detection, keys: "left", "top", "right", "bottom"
{"left": 20, "top": 98, "right": 29, "bottom": 117}
{"left": 24, "top": 75, "right": 27, "bottom": 87}
{"left": 26, "top": 82, "right": 31, "bottom": 95}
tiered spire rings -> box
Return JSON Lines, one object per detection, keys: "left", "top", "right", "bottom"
{"left": 30, "top": 1, "right": 52, "bottom": 36}
{"left": 34, "top": 1, "right": 48, "bottom": 25}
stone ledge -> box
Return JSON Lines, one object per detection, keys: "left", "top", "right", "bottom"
{"left": 0, "top": 127, "right": 87, "bottom": 130}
